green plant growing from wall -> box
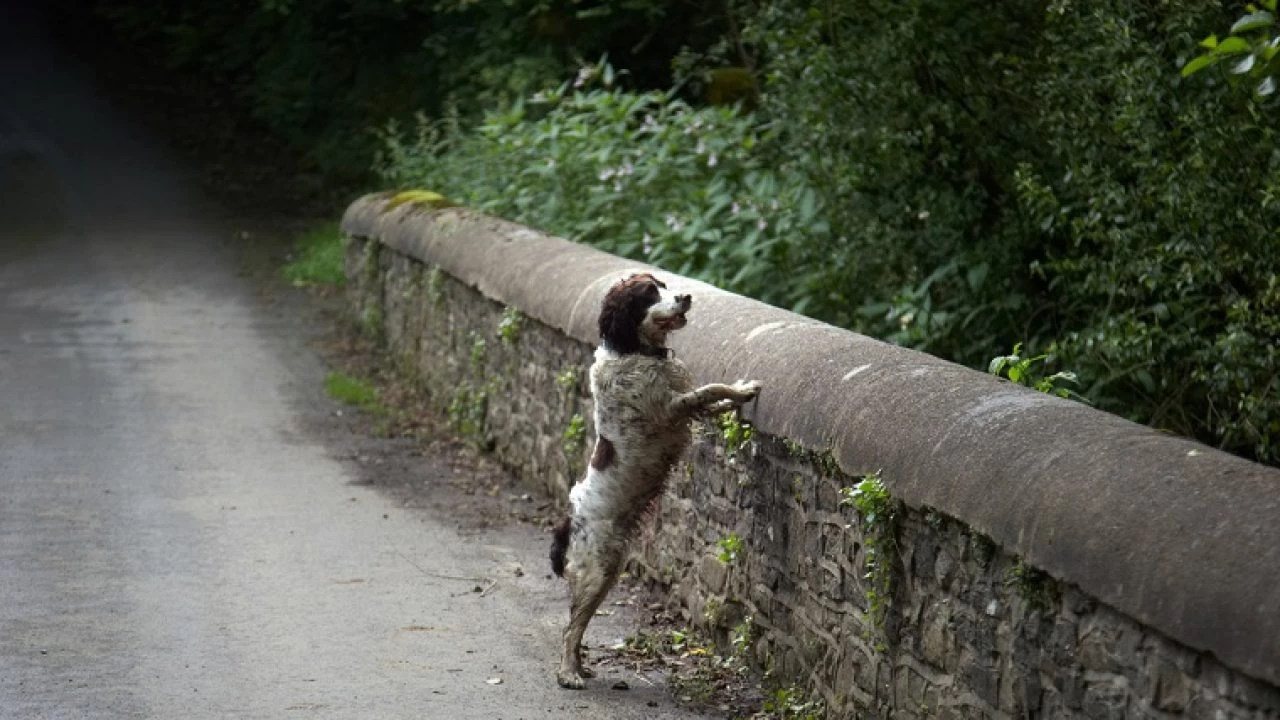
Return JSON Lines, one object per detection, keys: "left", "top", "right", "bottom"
{"left": 716, "top": 532, "right": 745, "bottom": 564}
{"left": 1005, "top": 558, "right": 1059, "bottom": 614}
{"left": 988, "top": 343, "right": 1086, "bottom": 401}
{"left": 425, "top": 267, "right": 445, "bottom": 307}
{"left": 359, "top": 304, "right": 384, "bottom": 341}
{"left": 969, "top": 532, "right": 997, "bottom": 567}
{"left": 498, "top": 306, "right": 524, "bottom": 345}
{"left": 469, "top": 332, "right": 487, "bottom": 373}
{"left": 562, "top": 413, "right": 586, "bottom": 457}
{"left": 730, "top": 616, "right": 756, "bottom": 659}
{"left": 839, "top": 470, "right": 896, "bottom": 629}
{"left": 447, "top": 383, "right": 488, "bottom": 440}
{"left": 555, "top": 366, "right": 579, "bottom": 394}
{"left": 718, "top": 412, "right": 755, "bottom": 457}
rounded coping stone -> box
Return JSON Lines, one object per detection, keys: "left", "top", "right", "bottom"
{"left": 343, "top": 193, "right": 1280, "bottom": 688}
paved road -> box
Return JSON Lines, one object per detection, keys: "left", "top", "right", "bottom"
{"left": 0, "top": 6, "right": 699, "bottom": 719}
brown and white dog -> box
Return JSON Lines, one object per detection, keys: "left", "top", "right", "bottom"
{"left": 549, "top": 272, "right": 761, "bottom": 689}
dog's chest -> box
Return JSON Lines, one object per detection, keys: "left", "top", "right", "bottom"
{"left": 590, "top": 355, "right": 692, "bottom": 434}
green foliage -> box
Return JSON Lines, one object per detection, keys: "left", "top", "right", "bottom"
{"left": 359, "top": 304, "right": 383, "bottom": 340}
{"left": 1182, "top": 0, "right": 1280, "bottom": 98}
{"left": 839, "top": 471, "right": 896, "bottom": 627}
{"left": 716, "top": 533, "right": 745, "bottom": 564}
{"left": 755, "top": 686, "right": 824, "bottom": 720}
{"left": 377, "top": 61, "right": 822, "bottom": 312}
{"left": 324, "top": 372, "right": 385, "bottom": 415}
{"left": 969, "top": 532, "right": 998, "bottom": 568}
{"left": 555, "top": 366, "right": 579, "bottom": 392}
{"left": 96, "top": 0, "right": 724, "bottom": 179}
{"left": 1005, "top": 559, "right": 1060, "bottom": 614}
{"left": 425, "top": 267, "right": 445, "bottom": 307}
{"left": 447, "top": 384, "right": 488, "bottom": 439}
{"left": 988, "top": 343, "right": 1086, "bottom": 401}
{"left": 498, "top": 307, "right": 524, "bottom": 345}
{"left": 562, "top": 413, "right": 586, "bottom": 456}
{"left": 107, "top": 0, "right": 1280, "bottom": 467}
{"left": 718, "top": 412, "right": 755, "bottom": 457}
{"left": 730, "top": 616, "right": 756, "bottom": 658}
{"left": 282, "top": 223, "right": 345, "bottom": 287}
{"left": 469, "top": 332, "right": 487, "bottom": 373}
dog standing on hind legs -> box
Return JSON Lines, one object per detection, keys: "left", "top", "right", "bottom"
{"left": 548, "top": 272, "right": 762, "bottom": 689}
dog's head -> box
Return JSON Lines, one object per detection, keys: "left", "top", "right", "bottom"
{"left": 598, "top": 272, "right": 691, "bottom": 356}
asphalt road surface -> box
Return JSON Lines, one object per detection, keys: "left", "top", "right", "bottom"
{"left": 0, "top": 5, "right": 702, "bottom": 719}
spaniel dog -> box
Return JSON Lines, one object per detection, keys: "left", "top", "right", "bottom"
{"left": 548, "top": 272, "right": 762, "bottom": 689}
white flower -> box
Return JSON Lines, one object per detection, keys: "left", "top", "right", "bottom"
{"left": 664, "top": 214, "right": 684, "bottom": 232}
{"left": 731, "top": 202, "right": 741, "bottom": 216}
{"left": 707, "top": 153, "right": 718, "bottom": 168}
{"left": 642, "top": 233, "right": 654, "bottom": 255}
{"left": 757, "top": 218, "right": 768, "bottom": 231}
{"left": 546, "top": 158, "right": 556, "bottom": 169}
{"left": 696, "top": 140, "right": 707, "bottom": 155}
{"left": 599, "top": 168, "right": 615, "bottom": 182}
{"left": 917, "top": 210, "right": 930, "bottom": 220}
{"left": 770, "top": 199, "right": 779, "bottom": 211}
{"left": 620, "top": 162, "right": 635, "bottom": 176}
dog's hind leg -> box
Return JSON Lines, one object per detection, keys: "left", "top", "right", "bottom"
{"left": 557, "top": 554, "right": 621, "bottom": 689}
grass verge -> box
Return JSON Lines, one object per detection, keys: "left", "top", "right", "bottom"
{"left": 283, "top": 222, "right": 346, "bottom": 287}
{"left": 324, "top": 371, "right": 386, "bottom": 416}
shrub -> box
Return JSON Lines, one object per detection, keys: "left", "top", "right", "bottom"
{"left": 377, "top": 61, "right": 827, "bottom": 313}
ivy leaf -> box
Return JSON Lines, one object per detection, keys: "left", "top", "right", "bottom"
{"left": 1258, "top": 76, "right": 1277, "bottom": 95}
{"left": 1181, "top": 54, "right": 1220, "bottom": 77}
{"left": 1200, "top": 34, "right": 1220, "bottom": 49}
{"left": 1233, "top": 54, "right": 1258, "bottom": 74}
{"left": 1231, "top": 11, "right": 1275, "bottom": 34}
{"left": 1214, "top": 37, "right": 1253, "bottom": 55}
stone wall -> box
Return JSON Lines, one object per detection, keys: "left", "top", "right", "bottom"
{"left": 342, "top": 196, "right": 1280, "bottom": 720}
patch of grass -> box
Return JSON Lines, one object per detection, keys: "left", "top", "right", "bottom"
{"left": 325, "top": 372, "right": 386, "bottom": 416}
{"left": 283, "top": 223, "right": 346, "bottom": 287}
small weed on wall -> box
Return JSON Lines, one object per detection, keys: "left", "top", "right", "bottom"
{"left": 839, "top": 471, "right": 897, "bottom": 629}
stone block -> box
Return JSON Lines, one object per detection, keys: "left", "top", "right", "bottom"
{"left": 1082, "top": 678, "right": 1128, "bottom": 720}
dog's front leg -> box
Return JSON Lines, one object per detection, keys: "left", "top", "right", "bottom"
{"left": 668, "top": 380, "right": 761, "bottom": 419}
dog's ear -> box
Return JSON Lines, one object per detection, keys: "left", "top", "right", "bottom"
{"left": 599, "top": 274, "right": 661, "bottom": 353}
{"left": 599, "top": 287, "right": 643, "bottom": 354}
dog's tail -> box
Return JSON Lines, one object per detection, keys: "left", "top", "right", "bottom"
{"left": 549, "top": 516, "right": 573, "bottom": 577}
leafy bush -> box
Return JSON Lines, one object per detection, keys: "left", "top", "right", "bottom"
{"left": 378, "top": 62, "right": 826, "bottom": 313}
{"left": 101, "top": 0, "right": 1279, "bottom": 465}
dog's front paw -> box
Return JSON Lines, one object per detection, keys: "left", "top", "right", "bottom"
{"left": 557, "top": 670, "right": 587, "bottom": 690}
{"left": 733, "top": 380, "right": 762, "bottom": 400}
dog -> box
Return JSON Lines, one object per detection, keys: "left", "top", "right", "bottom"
{"left": 548, "top": 272, "right": 762, "bottom": 689}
